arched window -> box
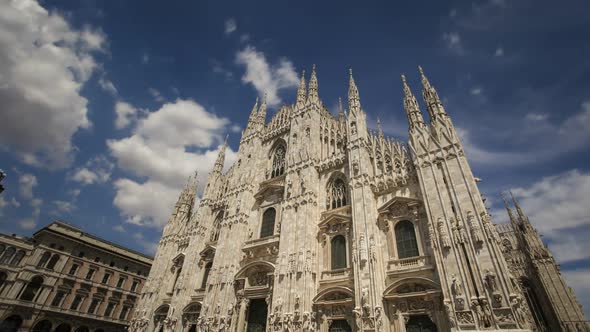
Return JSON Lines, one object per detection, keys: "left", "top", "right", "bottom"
{"left": 55, "top": 323, "right": 71, "bottom": 332}
{"left": 210, "top": 213, "right": 222, "bottom": 242}
{"left": 10, "top": 250, "right": 25, "bottom": 266}
{"left": 327, "top": 177, "right": 348, "bottom": 210}
{"left": 20, "top": 275, "right": 44, "bottom": 301}
{"left": 46, "top": 254, "right": 60, "bottom": 270}
{"left": 32, "top": 320, "right": 52, "bottom": 332}
{"left": 260, "top": 208, "right": 276, "bottom": 238}
{"left": 0, "top": 315, "right": 23, "bottom": 332}
{"left": 0, "top": 244, "right": 5, "bottom": 256}
{"left": 271, "top": 145, "right": 286, "bottom": 178}
{"left": 331, "top": 235, "right": 347, "bottom": 270}
{"left": 395, "top": 221, "right": 419, "bottom": 259}
{"left": 0, "top": 247, "right": 15, "bottom": 264}
{"left": 37, "top": 252, "right": 51, "bottom": 268}
{"left": 201, "top": 263, "right": 212, "bottom": 289}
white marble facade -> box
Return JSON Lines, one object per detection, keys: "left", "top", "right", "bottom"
{"left": 129, "top": 67, "right": 586, "bottom": 332}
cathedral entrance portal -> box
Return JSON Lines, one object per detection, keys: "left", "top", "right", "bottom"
{"left": 329, "top": 319, "right": 352, "bottom": 332}
{"left": 246, "top": 298, "right": 268, "bottom": 332}
{"left": 406, "top": 315, "right": 437, "bottom": 332}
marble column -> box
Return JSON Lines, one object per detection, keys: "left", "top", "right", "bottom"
{"left": 236, "top": 298, "right": 249, "bottom": 332}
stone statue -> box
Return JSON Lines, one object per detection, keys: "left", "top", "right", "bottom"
{"left": 352, "top": 307, "right": 362, "bottom": 329}
{"left": 437, "top": 218, "right": 451, "bottom": 249}
{"left": 484, "top": 269, "right": 497, "bottom": 291}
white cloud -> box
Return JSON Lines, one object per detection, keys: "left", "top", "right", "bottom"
{"left": 470, "top": 87, "right": 483, "bottom": 95}
{"left": 235, "top": 45, "right": 299, "bottom": 107}
{"left": 494, "top": 47, "right": 504, "bottom": 57}
{"left": 525, "top": 112, "right": 548, "bottom": 121}
{"left": 442, "top": 32, "right": 463, "bottom": 54}
{"left": 53, "top": 200, "right": 76, "bottom": 214}
{"left": 0, "top": 0, "right": 104, "bottom": 168}
{"left": 69, "top": 155, "right": 114, "bottom": 185}
{"left": 115, "top": 101, "right": 139, "bottom": 129}
{"left": 507, "top": 170, "right": 590, "bottom": 263}
{"left": 148, "top": 87, "right": 165, "bottom": 103}
{"left": 0, "top": 196, "right": 20, "bottom": 216}
{"left": 108, "top": 99, "right": 237, "bottom": 227}
{"left": 224, "top": 18, "right": 237, "bottom": 35}
{"left": 141, "top": 53, "right": 150, "bottom": 64}
{"left": 18, "top": 218, "right": 37, "bottom": 230}
{"left": 99, "top": 76, "right": 118, "bottom": 96}
{"left": 30, "top": 198, "right": 42, "bottom": 218}
{"left": 131, "top": 232, "right": 158, "bottom": 255}
{"left": 211, "top": 60, "right": 234, "bottom": 80}
{"left": 18, "top": 174, "right": 37, "bottom": 199}
{"left": 457, "top": 128, "right": 535, "bottom": 165}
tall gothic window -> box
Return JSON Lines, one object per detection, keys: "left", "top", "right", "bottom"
{"left": 201, "top": 263, "right": 212, "bottom": 289}
{"left": 10, "top": 250, "right": 25, "bottom": 266}
{"left": 260, "top": 208, "right": 276, "bottom": 238}
{"left": 327, "top": 177, "right": 348, "bottom": 210}
{"left": 331, "top": 235, "right": 347, "bottom": 270}
{"left": 395, "top": 221, "right": 419, "bottom": 259}
{"left": 271, "top": 145, "right": 286, "bottom": 178}
{"left": 0, "top": 247, "right": 15, "bottom": 264}
{"left": 20, "top": 275, "right": 44, "bottom": 301}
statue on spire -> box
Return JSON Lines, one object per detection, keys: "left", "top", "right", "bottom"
{"left": 307, "top": 65, "right": 319, "bottom": 105}
{"left": 213, "top": 135, "right": 228, "bottom": 175}
{"left": 296, "top": 70, "right": 307, "bottom": 107}
{"left": 401, "top": 74, "right": 425, "bottom": 129}
{"left": 418, "top": 66, "right": 446, "bottom": 120}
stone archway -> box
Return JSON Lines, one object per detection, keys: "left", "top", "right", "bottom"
{"left": 0, "top": 315, "right": 23, "bottom": 332}
{"left": 313, "top": 287, "right": 354, "bottom": 332}
{"left": 406, "top": 315, "right": 437, "bottom": 332}
{"left": 234, "top": 262, "right": 275, "bottom": 332}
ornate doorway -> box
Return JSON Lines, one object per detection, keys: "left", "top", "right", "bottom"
{"left": 246, "top": 299, "right": 268, "bottom": 332}
{"left": 406, "top": 315, "right": 437, "bottom": 332}
{"left": 329, "top": 319, "right": 352, "bottom": 332}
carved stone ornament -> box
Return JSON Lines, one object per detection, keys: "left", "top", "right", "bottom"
{"left": 437, "top": 218, "right": 451, "bottom": 249}
{"left": 456, "top": 311, "right": 475, "bottom": 325}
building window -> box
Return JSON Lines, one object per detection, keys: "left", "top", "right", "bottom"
{"left": 87, "top": 299, "right": 100, "bottom": 314}
{"left": 327, "top": 178, "right": 348, "bottom": 210}
{"left": 0, "top": 247, "right": 15, "bottom": 264}
{"left": 395, "top": 220, "right": 420, "bottom": 259}
{"left": 0, "top": 272, "right": 6, "bottom": 290}
{"left": 331, "top": 235, "right": 347, "bottom": 270}
{"left": 51, "top": 291, "right": 66, "bottom": 307}
{"left": 94, "top": 257, "right": 100, "bottom": 262}
{"left": 78, "top": 251, "right": 85, "bottom": 258}
{"left": 10, "top": 250, "right": 25, "bottom": 266}
{"left": 68, "top": 264, "right": 79, "bottom": 276}
{"left": 271, "top": 144, "right": 286, "bottom": 178}
{"left": 101, "top": 273, "right": 111, "bottom": 285}
{"left": 37, "top": 252, "right": 51, "bottom": 268}
{"left": 20, "top": 275, "right": 44, "bottom": 301}
{"left": 70, "top": 295, "right": 83, "bottom": 310}
{"left": 46, "top": 254, "right": 60, "bottom": 270}
{"left": 85, "top": 269, "right": 96, "bottom": 281}
{"left": 260, "top": 208, "right": 276, "bottom": 238}
{"left": 119, "top": 306, "right": 130, "bottom": 320}
{"left": 116, "top": 277, "right": 126, "bottom": 288}
{"left": 201, "top": 263, "right": 212, "bottom": 289}
{"left": 104, "top": 302, "right": 116, "bottom": 317}
{"left": 130, "top": 280, "right": 139, "bottom": 292}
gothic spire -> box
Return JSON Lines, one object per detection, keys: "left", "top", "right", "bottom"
{"left": 213, "top": 135, "right": 228, "bottom": 174}
{"left": 258, "top": 93, "right": 267, "bottom": 125}
{"left": 296, "top": 70, "right": 307, "bottom": 107}
{"left": 401, "top": 74, "right": 425, "bottom": 128}
{"left": 377, "top": 117, "right": 384, "bottom": 142}
{"left": 419, "top": 66, "right": 446, "bottom": 120}
{"left": 307, "top": 64, "right": 319, "bottom": 104}
{"left": 501, "top": 192, "right": 518, "bottom": 226}
{"left": 510, "top": 191, "right": 528, "bottom": 223}
{"left": 348, "top": 68, "right": 360, "bottom": 115}
{"left": 338, "top": 97, "right": 345, "bottom": 122}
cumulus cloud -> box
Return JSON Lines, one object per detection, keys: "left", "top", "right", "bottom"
{"left": 18, "top": 174, "right": 38, "bottom": 200}
{"left": 0, "top": 0, "right": 105, "bottom": 168}
{"left": 562, "top": 268, "right": 590, "bottom": 318}
{"left": 148, "top": 87, "right": 165, "bottom": 103}
{"left": 99, "top": 76, "right": 118, "bottom": 96}
{"left": 235, "top": 45, "right": 299, "bottom": 107}
{"left": 525, "top": 113, "right": 548, "bottom": 121}
{"left": 115, "top": 101, "right": 139, "bottom": 129}
{"left": 224, "top": 18, "right": 237, "bottom": 35}
{"left": 69, "top": 155, "right": 114, "bottom": 185}
{"left": 18, "top": 218, "right": 37, "bottom": 230}
{"left": 498, "top": 170, "right": 590, "bottom": 264}
{"left": 494, "top": 47, "right": 504, "bottom": 57}
{"left": 108, "top": 99, "right": 237, "bottom": 227}
{"left": 53, "top": 200, "right": 76, "bottom": 214}
{"left": 0, "top": 196, "right": 20, "bottom": 216}
{"left": 470, "top": 87, "right": 483, "bottom": 96}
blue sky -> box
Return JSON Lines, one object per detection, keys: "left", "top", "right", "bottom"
{"left": 1, "top": 0, "right": 589, "bottom": 315}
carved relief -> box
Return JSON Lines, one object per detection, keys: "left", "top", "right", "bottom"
{"left": 437, "top": 218, "right": 451, "bottom": 249}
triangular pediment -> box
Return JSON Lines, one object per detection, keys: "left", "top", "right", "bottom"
{"left": 319, "top": 206, "right": 352, "bottom": 228}
{"left": 199, "top": 244, "right": 216, "bottom": 258}
{"left": 254, "top": 178, "right": 285, "bottom": 200}
{"left": 377, "top": 196, "right": 421, "bottom": 215}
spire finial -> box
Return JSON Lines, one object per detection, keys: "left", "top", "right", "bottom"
{"left": 348, "top": 68, "right": 360, "bottom": 115}
{"left": 501, "top": 192, "right": 517, "bottom": 225}
{"left": 402, "top": 73, "right": 424, "bottom": 128}
{"left": 307, "top": 64, "right": 319, "bottom": 104}
{"left": 377, "top": 117, "right": 384, "bottom": 140}
{"left": 296, "top": 69, "right": 307, "bottom": 107}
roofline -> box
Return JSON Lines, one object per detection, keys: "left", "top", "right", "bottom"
{"left": 33, "top": 220, "right": 154, "bottom": 263}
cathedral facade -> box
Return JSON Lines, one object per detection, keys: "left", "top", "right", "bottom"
{"left": 129, "top": 67, "right": 587, "bottom": 332}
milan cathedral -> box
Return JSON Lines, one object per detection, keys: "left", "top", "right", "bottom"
{"left": 129, "top": 66, "right": 587, "bottom": 332}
